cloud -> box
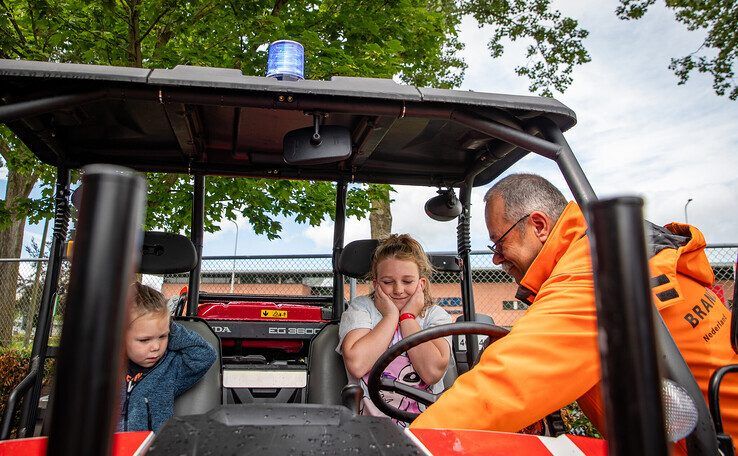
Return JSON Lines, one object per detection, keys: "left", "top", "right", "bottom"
{"left": 304, "top": 217, "right": 371, "bottom": 251}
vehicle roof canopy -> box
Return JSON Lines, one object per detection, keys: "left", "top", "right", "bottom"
{"left": 0, "top": 59, "right": 576, "bottom": 187}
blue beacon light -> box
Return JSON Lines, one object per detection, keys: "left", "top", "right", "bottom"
{"left": 266, "top": 40, "right": 305, "bottom": 81}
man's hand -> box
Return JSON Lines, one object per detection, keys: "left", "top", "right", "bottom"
{"left": 401, "top": 279, "right": 426, "bottom": 317}
{"left": 374, "top": 283, "right": 400, "bottom": 319}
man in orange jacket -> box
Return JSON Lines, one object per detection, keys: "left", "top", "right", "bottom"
{"left": 411, "top": 173, "right": 738, "bottom": 443}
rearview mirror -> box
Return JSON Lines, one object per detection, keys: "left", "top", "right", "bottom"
{"left": 283, "top": 125, "right": 352, "bottom": 165}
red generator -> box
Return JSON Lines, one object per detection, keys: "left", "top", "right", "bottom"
{"left": 197, "top": 294, "right": 332, "bottom": 405}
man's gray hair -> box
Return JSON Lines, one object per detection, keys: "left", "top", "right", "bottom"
{"left": 483, "top": 173, "right": 567, "bottom": 224}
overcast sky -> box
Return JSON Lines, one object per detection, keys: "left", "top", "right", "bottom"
{"left": 6, "top": 1, "right": 738, "bottom": 258}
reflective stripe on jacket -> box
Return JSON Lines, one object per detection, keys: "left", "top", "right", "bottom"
{"left": 411, "top": 202, "right": 738, "bottom": 445}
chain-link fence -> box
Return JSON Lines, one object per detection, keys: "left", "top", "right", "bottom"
{"left": 0, "top": 258, "right": 69, "bottom": 349}
{"left": 2, "top": 245, "right": 736, "bottom": 346}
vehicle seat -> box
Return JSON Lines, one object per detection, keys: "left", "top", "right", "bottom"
{"left": 140, "top": 231, "right": 197, "bottom": 274}
{"left": 307, "top": 324, "right": 348, "bottom": 405}
{"left": 173, "top": 317, "right": 222, "bottom": 416}
{"left": 137, "top": 232, "right": 222, "bottom": 416}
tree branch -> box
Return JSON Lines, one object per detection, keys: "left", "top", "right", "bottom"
{"left": 139, "top": 6, "right": 174, "bottom": 43}
{"left": 112, "top": 3, "right": 133, "bottom": 27}
{"left": 181, "top": 29, "right": 241, "bottom": 64}
{"left": 120, "top": 0, "right": 132, "bottom": 16}
{"left": 272, "top": 0, "right": 287, "bottom": 16}
{"left": 57, "top": 16, "right": 128, "bottom": 54}
{"left": 25, "top": 0, "right": 38, "bottom": 46}
{"left": 0, "top": 138, "right": 11, "bottom": 163}
{"left": 0, "top": 0, "right": 27, "bottom": 45}
{"left": 0, "top": 30, "right": 26, "bottom": 58}
{"left": 190, "top": 2, "right": 218, "bottom": 25}
{"left": 155, "top": 1, "right": 217, "bottom": 50}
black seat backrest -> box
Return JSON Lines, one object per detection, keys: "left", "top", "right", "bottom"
{"left": 139, "top": 231, "right": 197, "bottom": 274}
{"left": 173, "top": 317, "right": 222, "bottom": 416}
{"left": 307, "top": 324, "right": 348, "bottom": 405}
{"left": 338, "top": 239, "right": 461, "bottom": 279}
{"left": 138, "top": 231, "right": 196, "bottom": 316}
{"left": 338, "top": 239, "right": 379, "bottom": 279}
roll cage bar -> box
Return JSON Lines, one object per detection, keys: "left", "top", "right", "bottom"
{"left": 0, "top": 59, "right": 719, "bottom": 454}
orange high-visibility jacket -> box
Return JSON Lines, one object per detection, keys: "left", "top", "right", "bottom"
{"left": 411, "top": 202, "right": 738, "bottom": 442}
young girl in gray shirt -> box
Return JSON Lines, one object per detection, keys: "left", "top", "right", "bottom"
{"left": 337, "top": 234, "right": 451, "bottom": 427}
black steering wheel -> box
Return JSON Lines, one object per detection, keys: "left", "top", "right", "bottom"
{"left": 367, "top": 321, "right": 509, "bottom": 423}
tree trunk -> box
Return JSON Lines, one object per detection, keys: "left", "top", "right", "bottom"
{"left": 0, "top": 167, "right": 38, "bottom": 346}
{"left": 127, "top": 0, "right": 143, "bottom": 67}
{"left": 369, "top": 187, "right": 392, "bottom": 240}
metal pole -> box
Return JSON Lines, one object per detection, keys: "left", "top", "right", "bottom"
{"left": 531, "top": 117, "right": 597, "bottom": 210}
{"left": 24, "top": 218, "right": 50, "bottom": 347}
{"left": 187, "top": 174, "right": 205, "bottom": 315}
{"left": 47, "top": 165, "right": 145, "bottom": 456}
{"left": 332, "top": 180, "right": 347, "bottom": 321}
{"left": 458, "top": 181, "right": 479, "bottom": 370}
{"left": 684, "top": 198, "right": 693, "bottom": 224}
{"left": 588, "top": 197, "right": 668, "bottom": 456}
{"left": 0, "top": 91, "right": 107, "bottom": 123}
{"left": 230, "top": 220, "right": 239, "bottom": 294}
{"left": 20, "top": 167, "right": 70, "bottom": 437}
{"left": 450, "top": 110, "right": 561, "bottom": 159}
{"left": 349, "top": 277, "right": 357, "bottom": 303}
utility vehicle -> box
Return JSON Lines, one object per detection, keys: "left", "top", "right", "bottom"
{"left": 0, "top": 58, "right": 735, "bottom": 455}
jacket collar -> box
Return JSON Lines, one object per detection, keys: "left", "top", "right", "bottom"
{"left": 516, "top": 202, "right": 588, "bottom": 303}
{"left": 660, "top": 221, "right": 713, "bottom": 286}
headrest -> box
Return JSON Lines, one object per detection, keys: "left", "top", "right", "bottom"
{"left": 338, "top": 239, "right": 379, "bottom": 279}
{"left": 430, "top": 255, "right": 461, "bottom": 272}
{"left": 139, "top": 231, "right": 197, "bottom": 274}
{"left": 337, "top": 239, "right": 461, "bottom": 279}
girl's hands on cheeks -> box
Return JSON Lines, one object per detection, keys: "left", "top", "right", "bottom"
{"left": 373, "top": 282, "right": 400, "bottom": 319}
{"left": 401, "top": 279, "right": 426, "bottom": 317}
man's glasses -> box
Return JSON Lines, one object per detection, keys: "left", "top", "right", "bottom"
{"left": 487, "top": 214, "right": 531, "bottom": 256}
